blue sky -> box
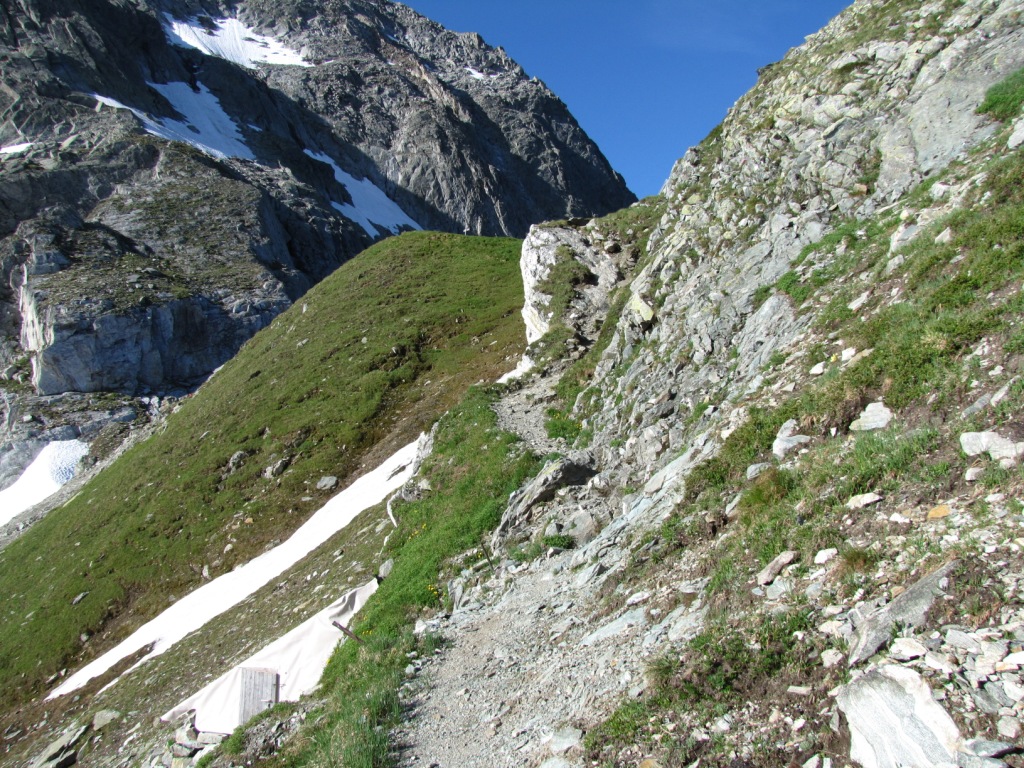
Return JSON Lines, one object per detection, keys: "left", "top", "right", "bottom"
{"left": 407, "top": 1, "right": 853, "bottom": 197}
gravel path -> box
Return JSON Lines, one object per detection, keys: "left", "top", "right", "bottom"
{"left": 493, "top": 368, "right": 567, "bottom": 458}
{"left": 391, "top": 550, "right": 651, "bottom": 768}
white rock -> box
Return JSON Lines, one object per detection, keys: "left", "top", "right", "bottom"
{"left": 625, "top": 591, "right": 651, "bottom": 606}
{"left": 848, "top": 290, "right": 871, "bottom": 311}
{"left": 850, "top": 402, "right": 893, "bottom": 432}
{"left": 1008, "top": 117, "right": 1024, "bottom": 150}
{"left": 889, "top": 637, "right": 927, "bottom": 661}
{"left": 545, "top": 727, "right": 583, "bottom": 753}
{"left": 757, "top": 550, "right": 798, "bottom": 586}
{"left": 580, "top": 608, "right": 647, "bottom": 647}
{"left": 1003, "top": 651, "right": 1024, "bottom": 666}
{"left": 766, "top": 577, "right": 793, "bottom": 601}
{"left": 847, "top": 492, "right": 883, "bottom": 510}
{"left": 810, "top": 361, "right": 826, "bottom": 376}
{"left": 773, "top": 420, "right": 811, "bottom": 459}
{"left": 965, "top": 467, "right": 984, "bottom": 483}
{"left": 997, "top": 717, "right": 1021, "bottom": 740}
{"left": 934, "top": 227, "right": 953, "bottom": 245}
{"left": 1001, "top": 679, "right": 1024, "bottom": 702}
{"left": 822, "top": 649, "right": 845, "bottom": 668}
{"left": 960, "top": 432, "right": 1024, "bottom": 464}
{"left": 814, "top": 548, "right": 838, "bottom": 565}
{"left": 836, "top": 665, "right": 960, "bottom": 768}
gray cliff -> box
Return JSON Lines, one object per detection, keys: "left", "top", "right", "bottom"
{"left": 0, "top": 0, "right": 633, "bottom": 485}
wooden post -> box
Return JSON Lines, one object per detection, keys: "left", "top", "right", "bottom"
{"left": 332, "top": 620, "right": 365, "bottom": 645}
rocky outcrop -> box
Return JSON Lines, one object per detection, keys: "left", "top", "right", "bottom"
{"left": 552, "top": 0, "right": 1024, "bottom": 487}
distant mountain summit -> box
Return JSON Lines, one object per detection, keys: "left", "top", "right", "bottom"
{"left": 0, "top": 0, "right": 633, "bottom": 400}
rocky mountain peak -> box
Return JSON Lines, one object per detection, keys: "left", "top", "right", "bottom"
{"left": 0, "top": 0, "right": 633, "bottom": 479}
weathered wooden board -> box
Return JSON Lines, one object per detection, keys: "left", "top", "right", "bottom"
{"left": 239, "top": 668, "right": 279, "bottom": 724}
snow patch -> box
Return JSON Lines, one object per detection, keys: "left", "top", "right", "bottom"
{"left": 466, "top": 67, "right": 487, "bottom": 80}
{"left": 303, "top": 149, "right": 422, "bottom": 238}
{"left": 0, "top": 440, "right": 89, "bottom": 526}
{"left": 163, "top": 580, "right": 377, "bottom": 734}
{"left": 0, "top": 142, "right": 33, "bottom": 155}
{"left": 163, "top": 14, "right": 310, "bottom": 69}
{"left": 48, "top": 439, "right": 421, "bottom": 700}
{"left": 94, "top": 83, "right": 254, "bottom": 160}
{"left": 497, "top": 355, "right": 535, "bottom": 384}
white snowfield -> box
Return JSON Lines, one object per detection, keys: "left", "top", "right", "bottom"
{"left": 0, "top": 141, "right": 33, "bottom": 154}
{"left": 94, "top": 84, "right": 254, "bottom": 161}
{"left": 163, "top": 14, "right": 311, "bottom": 69}
{"left": 163, "top": 579, "right": 378, "bottom": 734}
{"left": 0, "top": 440, "right": 89, "bottom": 527}
{"left": 48, "top": 439, "right": 421, "bottom": 700}
{"left": 303, "top": 149, "right": 423, "bottom": 238}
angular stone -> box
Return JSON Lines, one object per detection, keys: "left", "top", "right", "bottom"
{"left": 962, "top": 738, "right": 1019, "bottom": 759}
{"left": 945, "top": 628, "right": 981, "bottom": 653}
{"left": 836, "top": 665, "right": 959, "bottom": 768}
{"left": 580, "top": 608, "right": 647, "bottom": 647}
{"left": 574, "top": 561, "right": 607, "bottom": 588}
{"left": 815, "top": 548, "right": 838, "bottom": 565}
{"left": 1008, "top": 118, "right": 1024, "bottom": 150}
{"left": 628, "top": 293, "right": 655, "bottom": 324}
{"left": 747, "top": 462, "right": 771, "bottom": 480}
{"left": 546, "top": 726, "right": 583, "bottom": 753}
{"left": 492, "top": 454, "right": 596, "bottom": 546}
{"left": 263, "top": 457, "right": 290, "bottom": 478}
{"left": 927, "top": 504, "right": 952, "bottom": 519}
{"left": 91, "top": 710, "right": 120, "bottom": 731}
{"left": 997, "top": 717, "right": 1020, "bottom": 740}
{"left": 847, "top": 492, "right": 883, "bottom": 510}
{"left": 890, "top": 637, "right": 927, "bottom": 661}
{"left": 822, "top": 649, "right": 844, "bottom": 668}
{"left": 766, "top": 577, "right": 793, "bottom": 601}
{"left": 316, "top": 475, "right": 339, "bottom": 491}
{"left": 773, "top": 419, "right": 811, "bottom": 459}
{"left": 757, "top": 550, "right": 798, "bottom": 586}
{"left": 847, "top": 561, "right": 956, "bottom": 665}
{"left": 850, "top": 402, "right": 893, "bottom": 432}
{"left": 960, "top": 432, "right": 1024, "bottom": 464}
{"left": 30, "top": 723, "right": 89, "bottom": 768}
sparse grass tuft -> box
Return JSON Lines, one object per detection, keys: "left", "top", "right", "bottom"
{"left": 978, "top": 65, "right": 1024, "bottom": 122}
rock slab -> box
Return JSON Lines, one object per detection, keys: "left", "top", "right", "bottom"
{"left": 836, "top": 665, "right": 960, "bottom": 768}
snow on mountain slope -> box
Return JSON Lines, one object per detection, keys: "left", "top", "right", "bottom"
{"left": 0, "top": 440, "right": 88, "bottom": 526}
{"left": 94, "top": 83, "right": 255, "bottom": 160}
{"left": 162, "top": 14, "right": 311, "bottom": 69}
{"left": 47, "top": 438, "right": 419, "bottom": 700}
{"left": 304, "top": 149, "right": 423, "bottom": 237}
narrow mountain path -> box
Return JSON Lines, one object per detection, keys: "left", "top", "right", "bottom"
{"left": 493, "top": 366, "right": 567, "bottom": 458}
{"left": 391, "top": 548, "right": 650, "bottom": 768}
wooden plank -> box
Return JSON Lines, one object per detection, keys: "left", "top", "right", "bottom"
{"left": 239, "top": 667, "right": 279, "bottom": 724}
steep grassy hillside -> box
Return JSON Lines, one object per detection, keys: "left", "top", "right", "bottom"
{"left": 0, "top": 232, "right": 525, "bottom": 705}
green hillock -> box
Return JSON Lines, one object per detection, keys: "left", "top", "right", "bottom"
{"left": 0, "top": 232, "right": 525, "bottom": 703}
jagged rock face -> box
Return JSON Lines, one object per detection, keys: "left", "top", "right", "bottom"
{"left": 562, "top": 0, "right": 1024, "bottom": 480}
{"left": 0, "top": 0, "right": 633, "bottom": 402}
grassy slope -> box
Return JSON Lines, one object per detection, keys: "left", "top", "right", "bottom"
{"left": 0, "top": 232, "right": 525, "bottom": 705}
